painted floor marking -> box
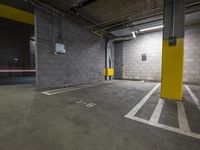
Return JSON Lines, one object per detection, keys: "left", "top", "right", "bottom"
{"left": 125, "top": 116, "right": 200, "bottom": 139}
{"left": 149, "top": 99, "right": 165, "bottom": 125}
{"left": 42, "top": 81, "right": 113, "bottom": 95}
{"left": 76, "top": 100, "right": 96, "bottom": 108}
{"left": 177, "top": 101, "right": 191, "bottom": 132}
{"left": 185, "top": 85, "right": 200, "bottom": 111}
{"left": 125, "top": 84, "right": 200, "bottom": 140}
{"left": 125, "top": 83, "right": 160, "bottom": 118}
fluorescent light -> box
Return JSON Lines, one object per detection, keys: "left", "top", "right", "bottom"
{"left": 139, "top": 25, "right": 163, "bottom": 32}
{"left": 131, "top": 31, "right": 136, "bottom": 38}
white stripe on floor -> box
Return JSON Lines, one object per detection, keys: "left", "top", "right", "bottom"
{"left": 149, "top": 99, "right": 165, "bottom": 125}
{"left": 126, "top": 116, "right": 200, "bottom": 140}
{"left": 177, "top": 101, "right": 191, "bottom": 132}
{"left": 185, "top": 85, "right": 200, "bottom": 111}
{"left": 42, "top": 81, "right": 113, "bottom": 95}
{"left": 156, "top": 122, "right": 200, "bottom": 140}
{"left": 125, "top": 83, "right": 160, "bottom": 119}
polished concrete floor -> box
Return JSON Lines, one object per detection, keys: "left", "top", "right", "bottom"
{"left": 0, "top": 80, "right": 200, "bottom": 150}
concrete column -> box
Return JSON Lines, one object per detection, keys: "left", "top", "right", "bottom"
{"left": 161, "top": 0, "right": 185, "bottom": 100}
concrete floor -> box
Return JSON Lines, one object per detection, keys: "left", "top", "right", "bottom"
{"left": 0, "top": 80, "right": 200, "bottom": 150}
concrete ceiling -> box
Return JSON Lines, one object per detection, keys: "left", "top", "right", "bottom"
{"left": 1, "top": 0, "right": 200, "bottom": 38}
{"left": 32, "top": 0, "right": 200, "bottom": 38}
{"left": 82, "top": 0, "right": 162, "bottom": 22}
{"left": 37, "top": 0, "right": 163, "bottom": 27}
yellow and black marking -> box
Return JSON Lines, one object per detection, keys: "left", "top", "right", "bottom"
{"left": 104, "top": 68, "right": 114, "bottom": 77}
{"left": 0, "top": 4, "right": 34, "bottom": 25}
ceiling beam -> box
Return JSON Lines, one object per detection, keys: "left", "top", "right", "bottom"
{"left": 0, "top": 3, "right": 34, "bottom": 25}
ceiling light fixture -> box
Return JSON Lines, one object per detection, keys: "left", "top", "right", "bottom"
{"left": 131, "top": 31, "right": 136, "bottom": 38}
{"left": 139, "top": 25, "right": 164, "bottom": 32}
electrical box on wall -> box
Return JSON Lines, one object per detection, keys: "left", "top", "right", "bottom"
{"left": 169, "top": 36, "right": 177, "bottom": 46}
{"left": 54, "top": 43, "right": 66, "bottom": 54}
{"left": 142, "top": 54, "right": 147, "bottom": 61}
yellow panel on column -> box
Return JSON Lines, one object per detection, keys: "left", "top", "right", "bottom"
{"left": 104, "top": 68, "right": 114, "bottom": 76}
{"left": 161, "top": 38, "right": 184, "bottom": 100}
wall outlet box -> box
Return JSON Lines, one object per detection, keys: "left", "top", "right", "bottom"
{"left": 142, "top": 54, "right": 147, "bottom": 61}
{"left": 169, "top": 36, "right": 177, "bottom": 46}
{"left": 55, "top": 43, "right": 66, "bottom": 54}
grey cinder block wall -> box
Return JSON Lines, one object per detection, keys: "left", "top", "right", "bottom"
{"left": 35, "top": 9, "right": 105, "bottom": 90}
{"left": 114, "top": 24, "right": 200, "bottom": 84}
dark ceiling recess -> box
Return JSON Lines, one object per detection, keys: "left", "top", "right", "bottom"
{"left": 70, "top": 0, "right": 97, "bottom": 15}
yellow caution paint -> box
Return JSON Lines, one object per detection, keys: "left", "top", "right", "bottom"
{"left": 104, "top": 68, "right": 114, "bottom": 77}
{"left": 161, "top": 38, "right": 184, "bottom": 100}
{"left": 0, "top": 4, "right": 34, "bottom": 25}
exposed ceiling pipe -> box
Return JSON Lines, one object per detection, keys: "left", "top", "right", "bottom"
{"left": 94, "top": 12, "right": 163, "bottom": 32}
{"left": 29, "top": 0, "right": 105, "bottom": 37}
{"left": 105, "top": 36, "right": 133, "bottom": 80}
{"left": 28, "top": 0, "right": 62, "bottom": 16}
{"left": 70, "top": 0, "right": 97, "bottom": 19}
{"left": 91, "top": 1, "right": 200, "bottom": 30}
{"left": 29, "top": 0, "right": 94, "bottom": 25}
{"left": 70, "top": 0, "right": 100, "bottom": 27}
{"left": 111, "top": 10, "right": 200, "bottom": 37}
{"left": 88, "top": 7, "right": 162, "bottom": 29}
{"left": 187, "top": 1, "right": 200, "bottom": 7}
{"left": 71, "top": 0, "right": 97, "bottom": 13}
{"left": 93, "top": 1, "right": 200, "bottom": 33}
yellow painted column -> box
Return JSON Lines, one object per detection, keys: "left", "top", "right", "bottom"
{"left": 161, "top": 38, "right": 184, "bottom": 100}
{"left": 161, "top": 0, "right": 185, "bottom": 100}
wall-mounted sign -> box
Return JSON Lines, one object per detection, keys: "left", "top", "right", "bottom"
{"left": 142, "top": 54, "right": 147, "bottom": 61}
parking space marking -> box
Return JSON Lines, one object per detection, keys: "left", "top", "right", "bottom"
{"left": 42, "top": 81, "right": 113, "bottom": 95}
{"left": 126, "top": 116, "right": 200, "bottom": 139}
{"left": 149, "top": 99, "right": 165, "bottom": 125}
{"left": 125, "top": 83, "right": 160, "bottom": 119}
{"left": 76, "top": 100, "right": 96, "bottom": 108}
{"left": 177, "top": 101, "right": 191, "bottom": 132}
{"left": 185, "top": 85, "right": 200, "bottom": 111}
{"left": 125, "top": 84, "right": 200, "bottom": 140}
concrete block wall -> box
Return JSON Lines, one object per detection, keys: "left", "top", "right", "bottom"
{"left": 35, "top": 9, "right": 105, "bottom": 89}
{"left": 184, "top": 25, "right": 200, "bottom": 83}
{"left": 114, "top": 24, "right": 200, "bottom": 84}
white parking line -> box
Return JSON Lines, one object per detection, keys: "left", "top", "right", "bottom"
{"left": 125, "top": 83, "right": 160, "bottom": 119}
{"left": 185, "top": 85, "right": 200, "bottom": 111}
{"left": 126, "top": 116, "right": 200, "bottom": 140}
{"left": 177, "top": 101, "right": 191, "bottom": 132}
{"left": 149, "top": 99, "right": 165, "bottom": 125}
{"left": 42, "top": 81, "right": 113, "bottom": 95}
{"left": 156, "top": 122, "right": 200, "bottom": 139}
{"left": 125, "top": 83, "right": 200, "bottom": 140}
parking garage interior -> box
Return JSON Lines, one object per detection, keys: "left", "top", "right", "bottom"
{"left": 0, "top": 0, "right": 200, "bottom": 150}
